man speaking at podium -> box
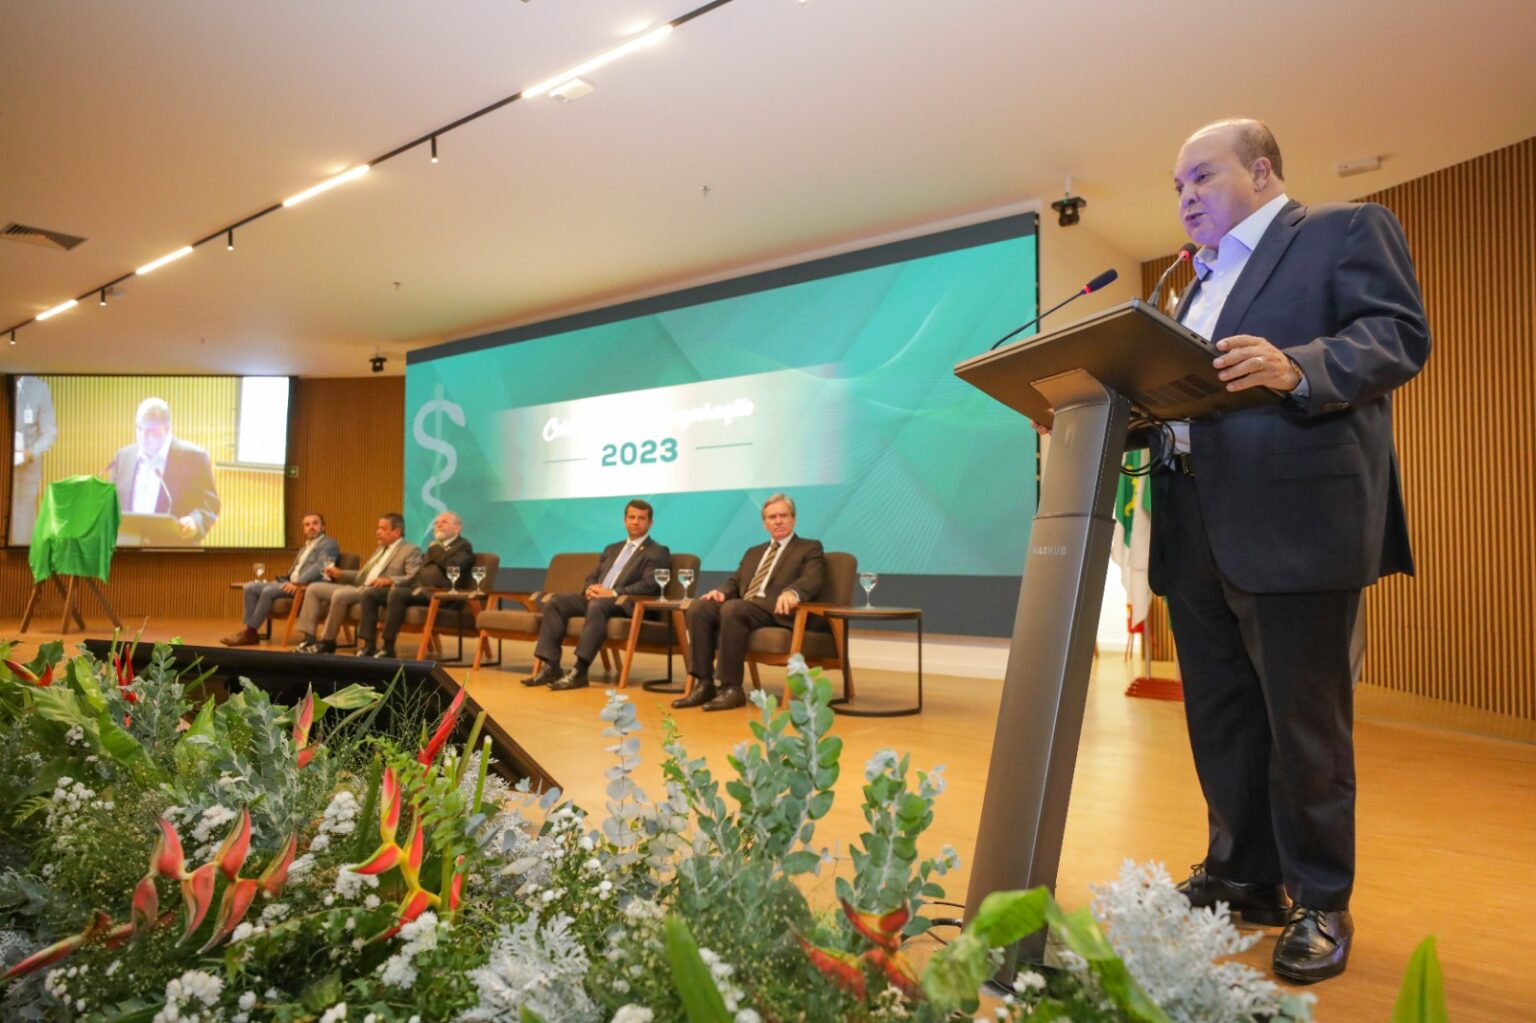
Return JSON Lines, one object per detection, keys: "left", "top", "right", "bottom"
{"left": 108, "top": 397, "right": 221, "bottom": 540}
{"left": 1154, "top": 119, "right": 1430, "bottom": 982}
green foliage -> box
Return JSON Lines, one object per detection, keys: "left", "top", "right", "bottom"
{"left": 1392, "top": 936, "right": 1449, "bottom": 1023}
{"left": 665, "top": 916, "right": 732, "bottom": 1023}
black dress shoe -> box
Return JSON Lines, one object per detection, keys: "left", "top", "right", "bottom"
{"left": 1273, "top": 906, "right": 1353, "bottom": 983}
{"left": 702, "top": 685, "right": 748, "bottom": 711}
{"left": 522, "top": 665, "right": 563, "bottom": 687}
{"left": 1176, "top": 862, "right": 1291, "bottom": 926}
{"left": 377, "top": 647, "right": 396, "bottom": 659}
{"left": 314, "top": 640, "right": 337, "bottom": 654}
{"left": 671, "top": 680, "right": 717, "bottom": 709}
{"left": 549, "top": 667, "right": 590, "bottom": 691}
{"left": 356, "top": 646, "right": 378, "bottom": 658}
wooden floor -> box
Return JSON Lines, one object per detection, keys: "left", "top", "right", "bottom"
{"left": 5, "top": 616, "right": 1533, "bottom": 1021}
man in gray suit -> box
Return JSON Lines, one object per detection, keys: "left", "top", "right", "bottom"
{"left": 1154, "top": 119, "right": 1430, "bottom": 983}
{"left": 222, "top": 512, "right": 339, "bottom": 646}
{"left": 293, "top": 513, "right": 423, "bottom": 654}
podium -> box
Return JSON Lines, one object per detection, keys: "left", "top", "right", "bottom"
{"left": 118, "top": 512, "right": 202, "bottom": 547}
{"left": 952, "top": 299, "right": 1278, "bottom": 973}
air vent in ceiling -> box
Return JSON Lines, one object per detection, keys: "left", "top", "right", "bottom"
{"left": 2, "top": 223, "right": 88, "bottom": 252}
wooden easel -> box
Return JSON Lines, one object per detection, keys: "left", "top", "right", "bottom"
{"left": 20, "top": 574, "right": 123, "bottom": 635}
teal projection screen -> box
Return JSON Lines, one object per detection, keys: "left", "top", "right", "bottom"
{"left": 406, "top": 213, "right": 1039, "bottom": 635}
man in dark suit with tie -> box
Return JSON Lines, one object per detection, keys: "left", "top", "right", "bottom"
{"left": 108, "top": 396, "right": 221, "bottom": 540}
{"left": 222, "top": 512, "right": 339, "bottom": 646}
{"left": 359, "top": 509, "right": 477, "bottom": 658}
{"left": 523, "top": 499, "right": 672, "bottom": 691}
{"left": 1153, "top": 119, "right": 1430, "bottom": 983}
{"left": 678, "top": 493, "right": 826, "bottom": 711}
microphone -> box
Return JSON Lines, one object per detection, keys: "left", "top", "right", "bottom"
{"left": 987, "top": 269, "right": 1119, "bottom": 352}
{"left": 153, "top": 466, "right": 175, "bottom": 514}
{"left": 1148, "top": 243, "right": 1198, "bottom": 311}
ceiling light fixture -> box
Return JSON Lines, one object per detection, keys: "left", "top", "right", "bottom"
{"left": 522, "top": 24, "right": 673, "bottom": 99}
{"left": 36, "top": 299, "right": 79, "bottom": 321}
{"left": 2, "top": 0, "right": 740, "bottom": 344}
{"left": 100, "top": 288, "right": 107, "bottom": 306}
{"left": 135, "top": 245, "right": 194, "bottom": 275}
{"left": 282, "top": 164, "right": 371, "bottom": 208}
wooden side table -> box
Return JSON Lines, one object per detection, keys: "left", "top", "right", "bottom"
{"left": 820, "top": 605, "right": 924, "bottom": 717}
{"left": 416, "top": 589, "right": 490, "bottom": 664}
{"left": 620, "top": 596, "right": 691, "bottom": 692}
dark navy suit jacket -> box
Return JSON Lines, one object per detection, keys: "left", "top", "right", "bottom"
{"left": 1150, "top": 200, "right": 1431, "bottom": 595}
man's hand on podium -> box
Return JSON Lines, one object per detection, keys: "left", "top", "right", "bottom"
{"left": 1214, "top": 334, "right": 1302, "bottom": 392}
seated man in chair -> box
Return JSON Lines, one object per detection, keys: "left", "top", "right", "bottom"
{"left": 223, "top": 512, "right": 337, "bottom": 647}
{"left": 679, "top": 493, "right": 825, "bottom": 711}
{"left": 356, "top": 509, "right": 475, "bottom": 658}
{"left": 293, "top": 513, "right": 423, "bottom": 654}
{"left": 523, "top": 498, "right": 671, "bottom": 691}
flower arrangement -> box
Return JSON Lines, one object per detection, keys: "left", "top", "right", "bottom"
{"left": 0, "top": 639, "right": 1325, "bottom": 1022}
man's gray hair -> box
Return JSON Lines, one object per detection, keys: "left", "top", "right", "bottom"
{"left": 440, "top": 510, "right": 463, "bottom": 528}
{"left": 761, "top": 493, "right": 796, "bottom": 517}
{"left": 136, "top": 397, "right": 171, "bottom": 426}
{"left": 1191, "top": 118, "right": 1284, "bottom": 180}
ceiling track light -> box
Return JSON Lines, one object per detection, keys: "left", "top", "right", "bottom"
{"left": 3, "top": 0, "right": 741, "bottom": 346}
{"left": 522, "top": 24, "right": 674, "bottom": 99}
{"left": 36, "top": 298, "right": 79, "bottom": 321}
{"left": 136, "top": 245, "right": 194, "bottom": 275}
{"left": 99, "top": 288, "right": 107, "bottom": 306}
{"left": 282, "top": 164, "right": 371, "bottom": 207}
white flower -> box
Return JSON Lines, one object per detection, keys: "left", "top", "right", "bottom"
{"left": 334, "top": 866, "right": 378, "bottom": 899}
{"left": 320, "top": 1003, "right": 348, "bottom": 1023}
{"left": 612, "top": 1008, "right": 654, "bottom": 1023}
{"left": 309, "top": 832, "right": 332, "bottom": 853}
{"left": 734, "top": 1011, "right": 761, "bottom": 1023}
{"left": 239, "top": 991, "right": 257, "bottom": 1010}
{"left": 287, "top": 853, "right": 316, "bottom": 880}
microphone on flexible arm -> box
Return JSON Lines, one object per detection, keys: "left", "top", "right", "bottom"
{"left": 986, "top": 268, "right": 1119, "bottom": 352}
{"left": 1147, "top": 243, "right": 1198, "bottom": 311}
{"left": 154, "top": 467, "right": 175, "bottom": 515}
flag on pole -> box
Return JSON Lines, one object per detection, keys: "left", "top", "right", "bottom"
{"left": 1110, "top": 450, "right": 1153, "bottom": 630}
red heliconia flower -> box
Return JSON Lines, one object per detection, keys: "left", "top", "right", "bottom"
{"left": 380, "top": 766, "right": 402, "bottom": 842}
{"left": 215, "top": 809, "right": 253, "bottom": 881}
{"left": 151, "top": 819, "right": 186, "bottom": 878}
{"left": 864, "top": 947, "right": 924, "bottom": 998}
{"left": 259, "top": 835, "right": 299, "bottom": 896}
{"left": 841, "top": 899, "right": 908, "bottom": 952}
{"left": 292, "top": 690, "right": 316, "bottom": 767}
{"left": 130, "top": 876, "right": 159, "bottom": 934}
{"left": 796, "top": 935, "right": 867, "bottom": 999}
{"left": 179, "top": 863, "right": 219, "bottom": 941}
{"left": 0, "top": 912, "right": 111, "bottom": 981}
{"left": 297, "top": 745, "right": 317, "bottom": 769}
{"left": 447, "top": 857, "right": 466, "bottom": 913}
{"left": 375, "top": 886, "right": 439, "bottom": 942}
{"left": 2, "top": 659, "right": 53, "bottom": 687}
{"left": 199, "top": 878, "right": 259, "bottom": 953}
{"left": 400, "top": 821, "right": 425, "bottom": 887}
{"left": 418, "top": 685, "right": 467, "bottom": 767}
{"left": 353, "top": 842, "right": 402, "bottom": 876}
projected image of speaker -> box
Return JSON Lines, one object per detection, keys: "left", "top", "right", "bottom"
{"left": 7, "top": 375, "right": 292, "bottom": 549}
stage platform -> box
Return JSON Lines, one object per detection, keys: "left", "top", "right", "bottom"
{"left": 3, "top": 616, "right": 1532, "bottom": 1020}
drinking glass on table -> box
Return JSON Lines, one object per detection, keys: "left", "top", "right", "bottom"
{"left": 253, "top": 562, "right": 266, "bottom": 583}
{"left": 447, "top": 565, "right": 461, "bottom": 591}
{"left": 859, "top": 571, "right": 879, "bottom": 607}
{"left": 653, "top": 567, "right": 671, "bottom": 598}
{"left": 676, "top": 568, "right": 695, "bottom": 599}
{"left": 471, "top": 565, "right": 487, "bottom": 593}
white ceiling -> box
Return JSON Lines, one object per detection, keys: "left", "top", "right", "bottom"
{"left": 4, "top": 0, "right": 1534, "bottom": 377}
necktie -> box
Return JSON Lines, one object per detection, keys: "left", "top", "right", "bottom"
{"left": 360, "top": 545, "right": 388, "bottom": 584}
{"left": 602, "top": 543, "right": 637, "bottom": 590}
{"left": 746, "top": 540, "right": 781, "bottom": 598}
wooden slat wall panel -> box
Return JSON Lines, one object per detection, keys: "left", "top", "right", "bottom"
{"left": 0, "top": 377, "right": 404, "bottom": 622}
{"left": 1140, "top": 136, "right": 1536, "bottom": 721}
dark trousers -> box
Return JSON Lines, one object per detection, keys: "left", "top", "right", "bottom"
{"left": 685, "top": 597, "right": 827, "bottom": 690}
{"left": 1159, "top": 472, "right": 1360, "bottom": 910}
{"left": 535, "top": 593, "right": 633, "bottom": 668}
{"left": 355, "top": 586, "right": 391, "bottom": 648}
{"left": 380, "top": 587, "right": 436, "bottom": 649}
